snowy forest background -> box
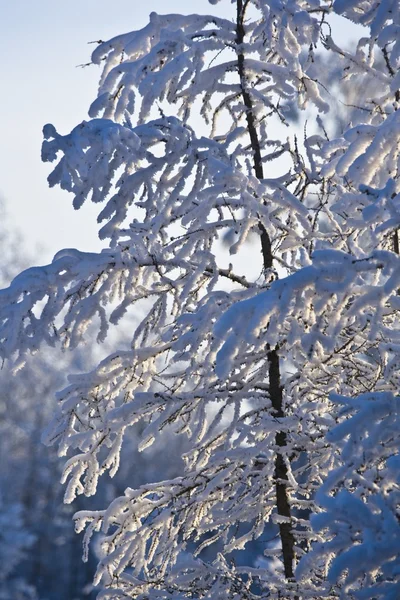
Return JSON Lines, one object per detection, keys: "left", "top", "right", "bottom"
{"left": 1, "top": 1, "right": 400, "bottom": 599}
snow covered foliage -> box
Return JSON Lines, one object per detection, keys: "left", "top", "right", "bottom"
{"left": 298, "top": 391, "right": 400, "bottom": 599}
{"left": 0, "top": 218, "right": 187, "bottom": 599}
{"left": 1, "top": 0, "right": 400, "bottom": 598}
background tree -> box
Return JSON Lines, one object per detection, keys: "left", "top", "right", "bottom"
{"left": 1, "top": 1, "right": 399, "bottom": 598}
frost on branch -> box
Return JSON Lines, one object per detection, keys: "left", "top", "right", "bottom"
{"left": 2, "top": 0, "right": 400, "bottom": 598}
{"left": 297, "top": 391, "right": 400, "bottom": 599}
{"left": 42, "top": 119, "right": 140, "bottom": 210}
{"left": 88, "top": 4, "right": 329, "bottom": 126}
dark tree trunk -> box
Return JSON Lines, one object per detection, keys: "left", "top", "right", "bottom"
{"left": 236, "top": 0, "right": 295, "bottom": 581}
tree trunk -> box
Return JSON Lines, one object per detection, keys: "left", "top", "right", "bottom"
{"left": 236, "top": 0, "right": 295, "bottom": 581}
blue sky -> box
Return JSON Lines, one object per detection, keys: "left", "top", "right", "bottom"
{"left": 0, "top": 1, "right": 359, "bottom": 265}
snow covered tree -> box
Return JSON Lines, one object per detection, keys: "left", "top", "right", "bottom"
{"left": 1, "top": 0, "right": 399, "bottom": 598}
{"left": 0, "top": 206, "right": 187, "bottom": 599}
{"left": 0, "top": 209, "right": 95, "bottom": 600}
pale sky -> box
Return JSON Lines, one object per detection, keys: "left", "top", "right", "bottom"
{"left": 0, "top": 1, "right": 227, "bottom": 263}
{"left": 0, "top": 1, "right": 360, "bottom": 266}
